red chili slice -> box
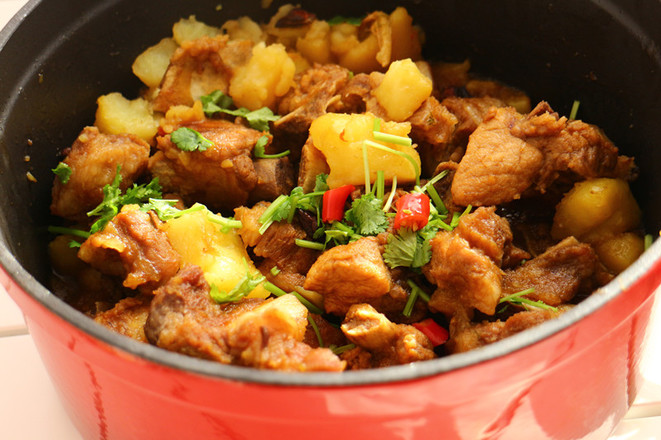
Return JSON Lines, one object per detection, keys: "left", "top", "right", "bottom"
{"left": 322, "top": 184, "right": 355, "bottom": 223}
{"left": 394, "top": 192, "right": 430, "bottom": 231}
{"left": 412, "top": 318, "right": 449, "bottom": 346}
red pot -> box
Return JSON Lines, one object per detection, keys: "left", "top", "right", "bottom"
{"left": 1, "top": 1, "right": 660, "bottom": 439}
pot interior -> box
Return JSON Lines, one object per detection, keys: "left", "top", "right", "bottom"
{"left": 1, "top": 0, "right": 660, "bottom": 383}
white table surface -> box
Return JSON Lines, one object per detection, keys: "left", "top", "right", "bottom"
{"left": 1, "top": 1, "right": 660, "bottom": 438}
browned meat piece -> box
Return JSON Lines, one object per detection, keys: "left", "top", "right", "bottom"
{"left": 341, "top": 304, "right": 435, "bottom": 369}
{"left": 78, "top": 205, "right": 181, "bottom": 291}
{"left": 234, "top": 202, "right": 320, "bottom": 274}
{"left": 454, "top": 206, "right": 514, "bottom": 266}
{"left": 446, "top": 306, "right": 568, "bottom": 353}
{"left": 273, "top": 64, "right": 352, "bottom": 157}
{"left": 247, "top": 158, "right": 295, "bottom": 205}
{"left": 146, "top": 265, "right": 344, "bottom": 371}
{"left": 50, "top": 126, "right": 150, "bottom": 221}
{"left": 94, "top": 295, "right": 152, "bottom": 342}
{"left": 148, "top": 119, "right": 262, "bottom": 213}
{"left": 452, "top": 102, "right": 636, "bottom": 207}
{"left": 441, "top": 96, "right": 506, "bottom": 147}
{"left": 305, "top": 237, "right": 391, "bottom": 315}
{"left": 153, "top": 36, "right": 253, "bottom": 113}
{"left": 224, "top": 294, "right": 345, "bottom": 371}
{"left": 465, "top": 79, "right": 531, "bottom": 113}
{"left": 327, "top": 72, "right": 388, "bottom": 118}
{"left": 502, "top": 237, "right": 598, "bottom": 306}
{"left": 424, "top": 207, "right": 514, "bottom": 316}
{"left": 408, "top": 97, "right": 458, "bottom": 146}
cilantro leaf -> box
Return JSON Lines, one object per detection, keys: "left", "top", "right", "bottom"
{"left": 87, "top": 166, "right": 162, "bottom": 234}
{"left": 253, "top": 134, "right": 290, "bottom": 159}
{"left": 344, "top": 193, "right": 389, "bottom": 236}
{"left": 200, "top": 90, "right": 280, "bottom": 132}
{"left": 209, "top": 261, "right": 266, "bottom": 303}
{"left": 313, "top": 173, "right": 329, "bottom": 193}
{"left": 383, "top": 228, "right": 431, "bottom": 269}
{"left": 327, "top": 15, "right": 363, "bottom": 26}
{"left": 171, "top": 127, "right": 214, "bottom": 152}
{"left": 52, "top": 162, "right": 72, "bottom": 184}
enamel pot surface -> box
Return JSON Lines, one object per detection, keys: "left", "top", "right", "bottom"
{"left": 1, "top": 1, "right": 661, "bottom": 439}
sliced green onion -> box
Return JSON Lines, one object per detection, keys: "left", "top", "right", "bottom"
{"left": 295, "top": 238, "right": 325, "bottom": 250}
{"left": 330, "top": 343, "right": 356, "bottom": 355}
{"left": 372, "top": 131, "right": 413, "bottom": 147}
{"left": 270, "top": 266, "right": 281, "bottom": 276}
{"left": 362, "top": 142, "right": 371, "bottom": 193}
{"left": 308, "top": 316, "right": 324, "bottom": 348}
{"left": 373, "top": 117, "right": 382, "bottom": 133}
{"left": 375, "top": 170, "right": 385, "bottom": 201}
{"left": 645, "top": 234, "right": 654, "bottom": 250}
{"left": 264, "top": 282, "right": 325, "bottom": 315}
{"left": 569, "top": 100, "right": 580, "bottom": 120}
{"left": 383, "top": 176, "right": 398, "bottom": 212}
{"left": 258, "top": 194, "right": 289, "bottom": 234}
{"left": 363, "top": 140, "right": 420, "bottom": 186}
{"left": 48, "top": 225, "right": 91, "bottom": 240}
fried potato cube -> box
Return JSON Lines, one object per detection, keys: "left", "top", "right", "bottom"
{"left": 594, "top": 232, "right": 645, "bottom": 274}
{"left": 229, "top": 42, "right": 296, "bottom": 111}
{"left": 551, "top": 178, "right": 641, "bottom": 243}
{"left": 308, "top": 113, "right": 420, "bottom": 189}
{"left": 373, "top": 58, "right": 432, "bottom": 121}
{"left": 296, "top": 20, "right": 333, "bottom": 65}
{"left": 161, "top": 209, "right": 269, "bottom": 299}
{"left": 132, "top": 37, "right": 178, "bottom": 88}
{"left": 95, "top": 92, "right": 159, "bottom": 142}
{"left": 172, "top": 15, "right": 221, "bottom": 45}
{"left": 389, "top": 6, "right": 422, "bottom": 62}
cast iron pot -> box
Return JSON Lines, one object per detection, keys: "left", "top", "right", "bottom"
{"left": 1, "top": 0, "right": 661, "bottom": 439}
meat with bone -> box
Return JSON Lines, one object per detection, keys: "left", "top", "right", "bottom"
{"left": 145, "top": 265, "right": 344, "bottom": 371}
{"left": 78, "top": 205, "right": 181, "bottom": 292}
{"left": 341, "top": 303, "right": 435, "bottom": 369}
{"left": 50, "top": 126, "right": 150, "bottom": 221}
{"left": 451, "top": 102, "right": 635, "bottom": 207}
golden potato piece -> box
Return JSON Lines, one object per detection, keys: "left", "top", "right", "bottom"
{"left": 161, "top": 209, "right": 269, "bottom": 299}
{"left": 229, "top": 42, "right": 296, "bottom": 111}
{"left": 551, "top": 178, "right": 641, "bottom": 243}
{"left": 95, "top": 92, "right": 159, "bottom": 142}
{"left": 594, "top": 232, "right": 645, "bottom": 274}
{"left": 132, "top": 37, "right": 178, "bottom": 88}
{"left": 373, "top": 58, "right": 432, "bottom": 121}
{"left": 308, "top": 113, "right": 419, "bottom": 189}
{"left": 172, "top": 15, "right": 221, "bottom": 45}
{"left": 296, "top": 20, "right": 333, "bottom": 65}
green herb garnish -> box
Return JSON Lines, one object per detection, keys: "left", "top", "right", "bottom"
{"left": 201, "top": 90, "right": 280, "bottom": 132}
{"left": 52, "top": 162, "right": 72, "bottom": 184}
{"left": 344, "top": 192, "right": 389, "bottom": 236}
{"left": 498, "top": 288, "right": 558, "bottom": 312}
{"left": 171, "top": 127, "right": 214, "bottom": 152}
{"left": 253, "top": 135, "right": 290, "bottom": 159}
{"left": 209, "top": 260, "right": 266, "bottom": 304}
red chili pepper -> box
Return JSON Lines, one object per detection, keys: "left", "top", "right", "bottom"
{"left": 322, "top": 184, "right": 355, "bottom": 223}
{"left": 394, "top": 192, "right": 430, "bottom": 230}
{"left": 412, "top": 318, "right": 449, "bottom": 346}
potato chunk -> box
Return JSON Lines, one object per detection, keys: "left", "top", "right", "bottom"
{"left": 229, "top": 42, "right": 296, "bottom": 110}
{"left": 95, "top": 92, "right": 159, "bottom": 142}
{"left": 551, "top": 178, "right": 641, "bottom": 243}
{"left": 132, "top": 37, "right": 178, "bottom": 88}
{"left": 308, "top": 113, "right": 420, "bottom": 189}
{"left": 594, "top": 232, "right": 645, "bottom": 274}
{"left": 373, "top": 58, "right": 432, "bottom": 121}
{"left": 161, "top": 209, "right": 269, "bottom": 299}
{"left": 172, "top": 15, "right": 221, "bottom": 45}
{"left": 296, "top": 20, "right": 333, "bottom": 65}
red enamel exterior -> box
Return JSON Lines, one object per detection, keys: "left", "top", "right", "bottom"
{"left": 4, "top": 258, "right": 660, "bottom": 440}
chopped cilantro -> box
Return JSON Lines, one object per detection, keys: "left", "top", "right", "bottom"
{"left": 209, "top": 260, "right": 266, "bottom": 304}
{"left": 253, "top": 135, "right": 290, "bottom": 159}
{"left": 498, "top": 288, "right": 558, "bottom": 312}
{"left": 86, "top": 166, "right": 162, "bottom": 234}
{"left": 52, "top": 162, "right": 72, "bottom": 184}
{"left": 171, "top": 127, "right": 213, "bottom": 152}
{"left": 344, "top": 192, "right": 389, "bottom": 236}
{"left": 383, "top": 227, "right": 431, "bottom": 269}
{"left": 200, "top": 90, "right": 280, "bottom": 132}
